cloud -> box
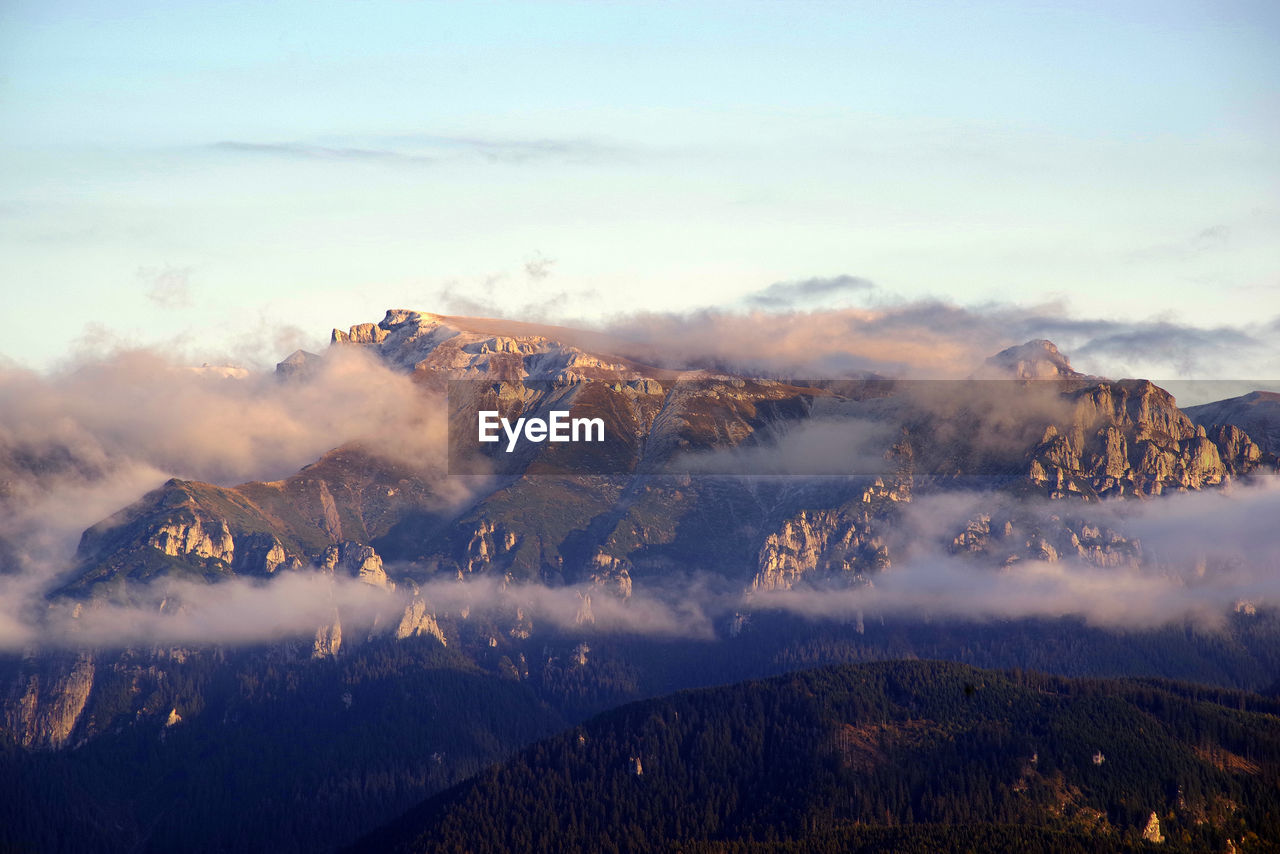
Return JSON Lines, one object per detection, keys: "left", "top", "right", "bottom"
{"left": 747, "top": 479, "right": 1280, "bottom": 629}
{"left": 402, "top": 134, "right": 620, "bottom": 164}
{"left": 413, "top": 575, "right": 716, "bottom": 640}
{"left": 524, "top": 251, "right": 556, "bottom": 281}
{"left": 0, "top": 345, "right": 461, "bottom": 623}
{"left": 40, "top": 572, "right": 392, "bottom": 649}
{"left": 745, "top": 275, "right": 875, "bottom": 309}
{"left": 592, "top": 301, "right": 1280, "bottom": 384}
{"left": 17, "top": 565, "right": 717, "bottom": 650}
{"left": 208, "top": 134, "right": 620, "bottom": 167}
{"left": 209, "top": 141, "right": 436, "bottom": 165}
{"left": 139, "top": 265, "right": 193, "bottom": 309}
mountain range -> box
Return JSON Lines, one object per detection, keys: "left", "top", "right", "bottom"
{"left": 2, "top": 309, "right": 1279, "bottom": 852}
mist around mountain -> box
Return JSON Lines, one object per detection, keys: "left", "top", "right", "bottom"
{"left": 2, "top": 308, "right": 1279, "bottom": 852}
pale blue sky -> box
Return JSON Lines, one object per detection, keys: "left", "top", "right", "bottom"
{"left": 2, "top": 1, "right": 1278, "bottom": 369}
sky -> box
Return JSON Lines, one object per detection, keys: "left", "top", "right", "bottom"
{"left": 1, "top": 0, "right": 1278, "bottom": 372}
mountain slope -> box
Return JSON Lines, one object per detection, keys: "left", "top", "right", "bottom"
{"left": 1185, "top": 391, "right": 1280, "bottom": 455}
{"left": 354, "top": 660, "right": 1280, "bottom": 854}
{"left": 56, "top": 312, "right": 1278, "bottom": 603}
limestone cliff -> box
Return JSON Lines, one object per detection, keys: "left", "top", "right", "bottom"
{"left": 394, "top": 597, "right": 447, "bottom": 645}
{"left": 752, "top": 478, "right": 902, "bottom": 590}
{"left": 1027, "top": 381, "right": 1272, "bottom": 498}
{"left": 949, "top": 511, "right": 1141, "bottom": 569}
{"left": 320, "top": 541, "right": 391, "bottom": 589}
{"left": 2, "top": 653, "right": 95, "bottom": 749}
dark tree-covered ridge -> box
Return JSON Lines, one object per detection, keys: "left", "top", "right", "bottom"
{"left": 356, "top": 660, "right": 1280, "bottom": 854}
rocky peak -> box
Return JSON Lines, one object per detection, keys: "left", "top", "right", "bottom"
{"left": 330, "top": 309, "right": 638, "bottom": 383}
{"left": 319, "top": 541, "right": 390, "bottom": 589}
{"left": 1026, "top": 379, "right": 1274, "bottom": 498}
{"left": 985, "top": 340, "right": 1081, "bottom": 380}
{"left": 275, "top": 349, "right": 322, "bottom": 380}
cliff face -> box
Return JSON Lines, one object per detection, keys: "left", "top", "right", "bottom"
{"left": 62, "top": 447, "right": 438, "bottom": 598}
{"left": 1027, "top": 381, "right": 1271, "bottom": 498}
{"left": 949, "top": 511, "right": 1141, "bottom": 569}
{"left": 331, "top": 309, "right": 640, "bottom": 384}
{"left": 753, "top": 478, "right": 904, "bottom": 591}
{"left": 320, "top": 541, "right": 390, "bottom": 589}
{"left": 2, "top": 653, "right": 95, "bottom": 749}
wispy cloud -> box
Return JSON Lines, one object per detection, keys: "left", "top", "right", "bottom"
{"left": 597, "top": 301, "right": 1280, "bottom": 383}
{"left": 394, "top": 134, "right": 621, "bottom": 164}
{"left": 524, "top": 251, "right": 556, "bottom": 281}
{"left": 138, "top": 264, "right": 193, "bottom": 309}
{"left": 208, "top": 134, "right": 621, "bottom": 166}
{"left": 209, "top": 141, "right": 435, "bottom": 165}
{"left": 745, "top": 275, "right": 876, "bottom": 309}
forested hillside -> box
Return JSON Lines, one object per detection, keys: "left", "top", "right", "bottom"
{"left": 357, "top": 661, "right": 1280, "bottom": 854}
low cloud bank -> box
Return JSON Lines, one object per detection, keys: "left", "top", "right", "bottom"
{"left": 0, "top": 345, "right": 457, "bottom": 647}
{"left": 11, "top": 478, "right": 1273, "bottom": 652}
{"left": 595, "top": 301, "right": 1280, "bottom": 385}
{"left": 753, "top": 480, "right": 1280, "bottom": 629}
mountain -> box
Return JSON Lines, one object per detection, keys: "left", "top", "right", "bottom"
{"left": 8, "top": 313, "right": 1277, "bottom": 751}
{"left": 51, "top": 313, "right": 1278, "bottom": 602}
{"left": 352, "top": 660, "right": 1280, "bottom": 854}
{"left": 1185, "top": 391, "right": 1280, "bottom": 455}
{"left": 984, "top": 339, "right": 1083, "bottom": 380}
{"left": 3, "top": 310, "right": 1280, "bottom": 851}
{"left": 0, "top": 638, "right": 566, "bottom": 853}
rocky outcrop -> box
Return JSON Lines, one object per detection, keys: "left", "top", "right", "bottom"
{"left": 331, "top": 309, "right": 636, "bottom": 383}
{"left": 394, "top": 598, "right": 447, "bottom": 645}
{"left": 234, "top": 532, "right": 297, "bottom": 575}
{"left": 313, "top": 612, "right": 342, "bottom": 658}
{"left": 754, "top": 511, "right": 888, "bottom": 591}
{"left": 1026, "top": 381, "right": 1271, "bottom": 498}
{"left": 949, "top": 512, "right": 1140, "bottom": 568}
{"left": 575, "top": 592, "right": 595, "bottom": 625}
{"left": 587, "top": 552, "right": 632, "bottom": 599}
{"left": 2, "top": 653, "right": 95, "bottom": 749}
{"left": 148, "top": 513, "right": 235, "bottom": 562}
{"left": 462, "top": 520, "right": 518, "bottom": 576}
{"left": 320, "top": 542, "right": 390, "bottom": 589}
{"left": 331, "top": 322, "right": 389, "bottom": 345}
{"left": 1142, "top": 811, "right": 1164, "bottom": 844}
{"left": 753, "top": 478, "right": 901, "bottom": 591}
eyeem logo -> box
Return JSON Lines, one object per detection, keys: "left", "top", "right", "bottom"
{"left": 478, "top": 410, "right": 605, "bottom": 453}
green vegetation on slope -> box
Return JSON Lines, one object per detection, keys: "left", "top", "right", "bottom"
{"left": 356, "top": 660, "right": 1280, "bottom": 854}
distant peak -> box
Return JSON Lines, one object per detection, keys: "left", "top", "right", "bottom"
{"left": 985, "top": 339, "right": 1081, "bottom": 380}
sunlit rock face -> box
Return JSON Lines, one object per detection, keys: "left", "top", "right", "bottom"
{"left": 1026, "top": 380, "right": 1270, "bottom": 498}
{"left": 394, "top": 597, "right": 446, "bottom": 646}
{"left": 331, "top": 309, "right": 637, "bottom": 384}
{"left": 320, "top": 541, "right": 390, "bottom": 589}
{"left": 2, "top": 653, "right": 95, "bottom": 749}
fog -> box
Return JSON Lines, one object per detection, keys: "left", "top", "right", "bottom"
{"left": 752, "top": 480, "right": 1280, "bottom": 629}
{"left": 0, "top": 299, "right": 1276, "bottom": 652}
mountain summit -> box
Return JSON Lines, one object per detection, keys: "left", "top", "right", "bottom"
{"left": 984, "top": 339, "right": 1081, "bottom": 379}
{"left": 327, "top": 309, "right": 658, "bottom": 383}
